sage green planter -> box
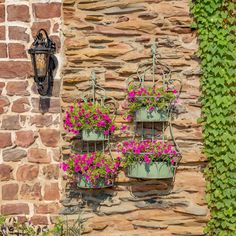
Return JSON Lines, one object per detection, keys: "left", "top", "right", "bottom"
{"left": 77, "top": 176, "right": 114, "bottom": 189}
{"left": 135, "top": 108, "right": 169, "bottom": 122}
{"left": 127, "top": 162, "right": 174, "bottom": 179}
{"left": 82, "top": 129, "right": 107, "bottom": 141}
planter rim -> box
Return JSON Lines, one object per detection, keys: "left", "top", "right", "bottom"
{"left": 82, "top": 129, "right": 108, "bottom": 141}
{"left": 77, "top": 175, "right": 114, "bottom": 189}
{"left": 127, "top": 161, "right": 175, "bottom": 179}
{"left": 135, "top": 107, "right": 169, "bottom": 122}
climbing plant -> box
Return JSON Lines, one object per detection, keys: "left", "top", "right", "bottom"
{"left": 191, "top": 0, "right": 236, "bottom": 235}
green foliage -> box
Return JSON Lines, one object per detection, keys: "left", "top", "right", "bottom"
{"left": 0, "top": 214, "right": 85, "bottom": 236}
{"left": 127, "top": 85, "right": 176, "bottom": 114}
{"left": 64, "top": 102, "right": 116, "bottom": 136}
{"left": 191, "top": 0, "right": 236, "bottom": 235}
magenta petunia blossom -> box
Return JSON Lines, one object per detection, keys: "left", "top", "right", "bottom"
{"left": 117, "top": 139, "right": 179, "bottom": 167}
{"left": 60, "top": 152, "right": 122, "bottom": 187}
{"left": 64, "top": 102, "right": 116, "bottom": 136}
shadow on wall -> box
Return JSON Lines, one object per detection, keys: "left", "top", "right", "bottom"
{"left": 38, "top": 55, "right": 58, "bottom": 113}
{"left": 60, "top": 178, "right": 174, "bottom": 215}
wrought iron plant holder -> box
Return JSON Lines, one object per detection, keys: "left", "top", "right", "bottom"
{"left": 28, "top": 29, "right": 56, "bottom": 96}
{"left": 74, "top": 71, "right": 118, "bottom": 188}
{"left": 126, "top": 43, "right": 182, "bottom": 181}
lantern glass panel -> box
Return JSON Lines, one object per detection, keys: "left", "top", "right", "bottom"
{"left": 35, "top": 53, "right": 50, "bottom": 78}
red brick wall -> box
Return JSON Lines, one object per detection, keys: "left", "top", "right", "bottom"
{"left": 0, "top": 0, "right": 63, "bottom": 225}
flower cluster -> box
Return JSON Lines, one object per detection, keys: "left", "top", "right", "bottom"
{"left": 117, "top": 139, "right": 178, "bottom": 167}
{"left": 127, "top": 85, "right": 177, "bottom": 114}
{"left": 60, "top": 152, "right": 121, "bottom": 185}
{"left": 64, "top": 102, "right": 116, "bottom": 135}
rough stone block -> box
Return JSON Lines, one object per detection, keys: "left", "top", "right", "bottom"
{"left": 0, "top": 61, "right": 31, "bottom": 79}
{"left": 2, "top": 183, "right": 19, "bottom": 200}
{"left": 8, "top": 26, "right": 29, "bottom": 42}
{"left": 44, "top": 183, "right": 60, "bottom": 200}
{"left": 30, "top": 115, "right": 53, "bottom": 127}
{"left": 6, "top": 81, "right": 29, "bottom": 95}
{"left": 0, "top": 4, "right": 4, "bottom": 22}
{"left": 15, "top": 130, "right": 35, "bottom": 148}
{"left": 8, "top": 43, "right": 27, "bottom": 59}
{"left": 0, "top": 132, "right": 12, "bottom": 148}
{"left": 33, "top": 3, "right": 61, "bottom": 19}
{"left": 12, "top": 98, "right": 30, "bottom": 113}
{"left": 7, "top": 5, "right": 30, "bottom": 22}
{"left": 28, "top": 148, "right": 50, "bottom": 163}
{"left": 34, "top": 203, "right": 60, "bottom": 214}
{"left": 0, "top": 82, "right": 5, "bottom": 94}
{"left": 1, "top": 115, "right": 21, "bottom": 130}
{"left": 31, "top": 215, "right": 48, "bottom": 225}
{"left": 1, "top": 203, "right": 29, "bottom": 215}
{"left": 3, "top": 148, "right": 27, "bottom": 162}
{"left": 16, "top": 164, "right": 39, "bottom": 181}
{"left": 0, "top": 26, "right": 5, "bottom": 40}
{"left": 0, "top": 96, "right": 10, "bottom": 114}
{"left": 0, "top": 43, "right": 7, "bottom": 58}
{"left": 20, "top": 183, "right": 42, "bottom": 200}
{"left": 39, "top": 129, "right": 60, "bottom": 147}
{"left": 42, "top": 164, "right": 59, "bottom": 179}
{"left": 0, "top": 164, "right": 13, "bottom": 181}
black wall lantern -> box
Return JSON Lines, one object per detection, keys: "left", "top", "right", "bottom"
{"left": 28, "top": 29, "right": 56, "bottom": 96}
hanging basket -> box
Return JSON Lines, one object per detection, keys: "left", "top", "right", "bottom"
{"left": 127, "top": 162, "right": 174, "bottom": 179}
{"left": 82, "top": 129, "right": 107, "bottom": 141}
{"left": 135, "top": 107, "right": 169, "bottom": 122}
{"left": 77, "top": 175, "right": 114, "bottom": 189}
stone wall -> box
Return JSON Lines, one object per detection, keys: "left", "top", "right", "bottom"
{"left": 0, "top": 0, "right": 63, "bottom": 225}
{"left": 62, "top": 0, "right": 208, "bottom": 235}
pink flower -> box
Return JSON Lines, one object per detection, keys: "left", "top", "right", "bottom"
{"left": 126, "top": 115, "right": 133, "bottom": 122}
{"left": 128, "top": 91, "right": 136, "bottom": 98}
{"left": 121, "top": 125, "right": 127, "bottom": 131}
{"left": 104, "top": 130, "right": 109, "bottom": 135}
{"left": 143, "top": 155, "right": 151, "bottom": 164}
{"left": 102, "top": 115, "right": 111, "bottom": 122}
{"left": 74, "top": 165, "right": 80, "bottom": 173}
{"left": 109, "top": 125, "right": 116, "bottom": 132}
{"left": 97, "top": 120, "right": 106, "bottom": 127}
{"left": 171, "top": 159, "right": 176, "bottom": 165}
{"left": 148, "top": 106, "right": 155, "bottom": 112}
{"left": 60, "top": 162, "right": 68, "bottom": 172}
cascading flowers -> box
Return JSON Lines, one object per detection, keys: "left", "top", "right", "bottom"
{"left": 60, "top": 152, "right": 121, "bottom": 186}
{"left": 64, "top": 101, "right": 116, "bottom": 136}
{"left": 127, "top": 85, "right": 177, "bottom": 114}
{"left": 117, "top": 139, "right": 179, "bottom": 167}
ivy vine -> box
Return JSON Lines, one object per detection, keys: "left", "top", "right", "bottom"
{"left": 191, "top": 1, "right": 236, "bottom": 235}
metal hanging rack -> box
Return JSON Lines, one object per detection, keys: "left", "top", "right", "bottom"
{"left": 126, "top": 42, "right": 183, "bottom": 178}
{"left": 77, "top": 71, "right": 118, "bottom": 158}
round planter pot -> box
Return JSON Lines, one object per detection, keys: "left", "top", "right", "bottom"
{"left": 82, "top": 129, "right": 107, "bottom": 141}
{"left": 77, "top": 176, "right": 114, "bottom": 189}
{"left": 135, "top": 108, "right": 169, "bottom": 122}
{"left": 127, "top": 162, "right": 174, "bottom": 179}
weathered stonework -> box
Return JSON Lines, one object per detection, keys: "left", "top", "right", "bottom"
{"left": 61, "top": 0, "right": 208, "bottom": 235}
{"left": 0, "top": 0, "right": 63, "bottom": 226}
{"left": 0, "top": 0, "right": 208, "bottom": 234}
